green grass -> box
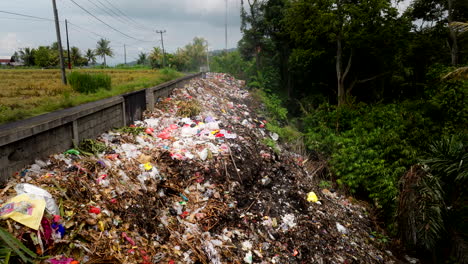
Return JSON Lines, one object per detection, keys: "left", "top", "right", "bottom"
{"left": 0, "top": 68, "right": 183, "bottom": 124}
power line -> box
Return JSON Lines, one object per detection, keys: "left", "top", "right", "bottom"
{"left": 67, "top": 0, "right": 153, "bottom": 43}
{"left": 0, "top": 10, "right": 54, "bottom": 21}
{"left": 84, "top": 0, "right": 128, "bottom": 27}
{"left": 99, "top": 0, "right": 154, "bottom": 32}
{"left": 0, "top": 16, "right": 52, "bottom": 22}
{"left": 94, "top": 0, "right": 153, "bottom": 34}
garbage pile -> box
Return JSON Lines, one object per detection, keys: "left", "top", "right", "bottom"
{"left": 0, "top": 73, "right": 397, "bottom": 263}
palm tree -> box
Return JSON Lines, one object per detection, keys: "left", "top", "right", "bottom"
{"left": 137, "top": 52, "right": 147, "bottom": 65}
{"left": 95, "top": 38, "right": 113, "bottom": 66}
{"left": 149, "top": 47, "right": 162, "bottom": 68}
{"left": 70, "top": 47, "right": 82, "bottom": 66}
{"left": 19, "top": 47, "right": 35, "bottom": 66}
{"left": 85, "top": 49, "right": 96, "bottom": 65}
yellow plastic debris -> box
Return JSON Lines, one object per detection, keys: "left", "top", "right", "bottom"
{"left": 0, "top": 194, "right": 46, "bottom": 230}
{"left": 307, "top": 191, "right": 319, "bottom": 203}
{"left": 144, "top": 162, "right": 153, "bottom": 171}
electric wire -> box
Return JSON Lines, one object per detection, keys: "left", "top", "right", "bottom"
{"left": 67, "top": 0, "right": 153, "bottom": 43}
{"left": 94, "top": 0, "right": 152, "bottom": 33}
{"left": 0, "top": 10, "right": 54, "bottom": 21}
{"left": 100, "top": 0, "right": 155, "bottom": 32}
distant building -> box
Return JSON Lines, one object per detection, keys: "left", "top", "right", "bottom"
{"left": 0, "top": 56, "right": 13, "bottom": 65}
{"left": 0, "top": 56, "right": 23, "bottom": 66}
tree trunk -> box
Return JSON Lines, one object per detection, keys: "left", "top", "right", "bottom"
{"left": 448, "top": 0, "right": 458, "bottom": 65}
{"left": 103, "top": 55, "right": 106, "bottom": 66}
{"left": 336, "top": 36, "right": 345, "bottom": 106}
{"left": 336, "top": 35, "right": 352, "bottom": 106}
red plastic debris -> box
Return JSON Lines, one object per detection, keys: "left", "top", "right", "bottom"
{"left": 89, "top": 206, "right": 101, "bottom": 214}
{"left": 122, "top": 232, "right": 136, "bottom": 246}
{"left": 145, "top": 128, "right": 154, "bottom": 135}
{"left": 180, "top": 211, "right": 189, "bottom": 218}
{"left": 157, "top": 132, "right": 171, "bottom": 139}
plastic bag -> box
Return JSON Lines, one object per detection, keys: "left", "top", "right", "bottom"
{"left": 15, "top": 183, "right": 59, "bottom": 216}
{"left": 0, "top": 193, "right": 46, "bottom": 230}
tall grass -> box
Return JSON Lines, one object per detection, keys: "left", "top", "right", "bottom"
{"left": 68, "top": 72, "right": 111, "bottom": 93}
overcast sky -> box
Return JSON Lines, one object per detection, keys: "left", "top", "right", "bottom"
{"left": 0, "top": 0, "right": 243, "bottom": 65}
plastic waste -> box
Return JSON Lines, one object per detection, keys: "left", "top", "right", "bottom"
{"left": 0, "top": 193, "right": 46, "bottom": 230}
{"left": 281, "top": 214, "right": 297, "bottom": 229}
{"left": 64, "top": 149, "right": 80, "bottom": 155}
{"left": 198, "top": 148, "right": 208, "bottom": 161}
{"left": 48, "top": 257, "right": 78, "bottom": 264}
{"left": 243, "top": 251, "right": 253, "bottom": 264}
{"left": 336, "top": 222, "right": 348, "bottom": 234}
{"left": 270, "top": 132, "right": 279, "bottom": 141}
{"left": 157, "top": 132, "right": 171, "bottom": 139}
{"left": 307, "top": 191, "right": 319, "bottom": 203}
{"left": 15, "top": 183, "right": 60, "bottom": 216}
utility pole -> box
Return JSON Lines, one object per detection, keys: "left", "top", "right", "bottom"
{"left": 124, "top": 44, "right": 127, "bottom": 65}
{"left": 225, "top": 0, "right": 228, "bottom": 52}
{"left": 52, "top": 0, "right": 67, "bottom": 84}
{"left": 156, "top": 30, "right": 166, "bottom": 68}
{"left": 206, "top": 41, "right": 210, "bottom": 72}
{"left": 65, "top": 19, "right": 71, "bottom": 69}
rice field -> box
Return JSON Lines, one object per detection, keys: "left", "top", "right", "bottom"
{"left": 0, "top": 68, "right": 181, "bottom": 124}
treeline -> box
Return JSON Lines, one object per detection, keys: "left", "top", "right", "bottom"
{"left": 212, "top": 0, "right": 467, "bottom": 262}
{"left": 9, "top": 37, "right": 209, "bottom": 71}
{"left": 136, "top": 37, "right": 209, "bottom": 72}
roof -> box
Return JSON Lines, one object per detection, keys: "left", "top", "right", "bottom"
{"left": 0, "top": 56, "right": 12, "bottom": 60}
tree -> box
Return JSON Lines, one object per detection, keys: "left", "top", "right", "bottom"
{"left": 285, "top": 0, "right": 401, "bottom": 106}
{"left": 70, "top": 47, "right": 84, "bottom": 66}
{"left": 85, "top": 49, "right": 96, "bottom": 65}
{"left": 410, "top": 0, "right": 468, "bottom": 66}
{"left": 170, "top": 48, "right": 190, "bottom": 71}
{"left": 184, "top": 37, "right": 207, "bottom": 71}
{"left": 11, "top": 51, "right": 19, "bottom": 62}
{"left": 136, "top": 52, "right": 147, "bottom": 65}
{"left": 34, "top": 46, "right": 52, "bottom": 67}
{"left": 95, "top": 38, "right": 113, "bottom": 66}
{"left": 19, "top": 47, "right": 35, "bottom": 66}
{"left": 149, "top": 47, "right": 163, "bottom": 68}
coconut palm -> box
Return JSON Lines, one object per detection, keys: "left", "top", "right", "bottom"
{"left": 85, "top": 49, "right": 96, "bottom": 65}
{"left": 19, "top": 47, "right": 35, "bottom": 66}
{"left": 149, "top": 47, "right": 163, "bottom": 68}
{"left": 95, "top": 38, "right": 113, "bottom": 66}
{"left": 70, "top": 47, "right": 82, "bottom": 65}
{"left": 136, "top": 52, "right": 147, "bottom": 65}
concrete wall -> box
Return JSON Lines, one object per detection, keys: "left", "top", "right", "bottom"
{"left": 0, "top": 73, "right": 201, "bottom": 183}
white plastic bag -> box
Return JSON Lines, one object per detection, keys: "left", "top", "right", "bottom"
{"left": 15, "top": 183, "right": 59, "bottom": 216}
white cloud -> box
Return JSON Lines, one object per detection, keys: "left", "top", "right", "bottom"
{"left": 0, "top": 33, "right": 20, "bottom": 56}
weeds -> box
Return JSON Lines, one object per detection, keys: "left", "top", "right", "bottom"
{"left": 68, "top": 72, "right": 111, "bottom": 93}
{"left": 176, "top": 100, "right": 201, "bottom": 117}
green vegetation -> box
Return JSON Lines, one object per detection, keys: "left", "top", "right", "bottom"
{"left": 214, "top": 0, "right": 467, "bottom": 261}
{"left": 0, "top": 226, "right": 41, "bottom": 263}
{"left": 0, "top": 69, "right": 182, "bottom": 124}
{"left": 68, "top": 72, "right": 111, "bottom": 93}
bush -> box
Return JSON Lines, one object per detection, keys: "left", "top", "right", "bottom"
{"left": 159, "top": 67, "right": 180, "bottom": 82}
{"left": 68, "top": 72, "right": 111, "bottom": 93}
{"left": 303, "top": 103, "right": 426, "bottom": 218}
